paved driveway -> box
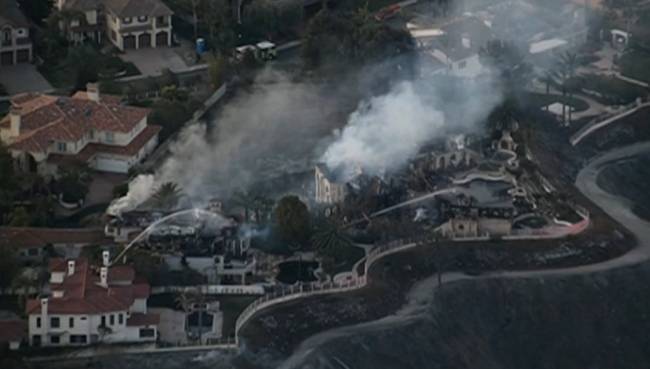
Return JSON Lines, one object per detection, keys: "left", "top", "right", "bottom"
{"left": 0, "top": 64, "right": 53, "bottom": 94}
{"left": 119, "top": 47, "right": 192, "bottom": 77}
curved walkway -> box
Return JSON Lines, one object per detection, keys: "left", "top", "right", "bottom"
{"left": 571, "top": 101, "right": 650, "bottom": 146}
{"left": 276, "top": 141, "right": 650, "bottom": 368}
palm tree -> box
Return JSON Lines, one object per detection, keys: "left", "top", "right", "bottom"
{"left": 555, "top": 52, "right": 579, "bottom": 125}
{"left": 312, "top": 220, "right": 353, "bottom": 259}
{"left": 541, "top": 70, "right": 554, "bottom": 101}
{"left": 152, "top": 182, "right": 183, "bottom": 211}
{"left": 232, "top": 190, "right": 256, "bottom": 222}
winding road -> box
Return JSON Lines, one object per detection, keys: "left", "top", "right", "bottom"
{"left": 277, "top": 141, "right": 650, "bottom": 368}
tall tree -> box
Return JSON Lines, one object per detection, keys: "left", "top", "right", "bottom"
{"left": 555, "top": 51, "right": 579, "bottom": 125}
{"left": 0, "top": 246, "right": 19, "bottom": 290}
{"left": 0, "top": 143, "right": 17, "bottom": 224}
{"left": 233, "top": 190, "right": 256, "bottom": 221}
{"left": 274, "top": 195, "right": 311, "bottom": 247}
{"left": 207, "top": 54, "right": 228, "bottom": 88}
{"left": 9, "top": 207, "right": 31, "bottom": 227}
{"left": 480, "top": 40, "right": 532, "bottom": 95}
{"left": 17, "top": 0, "right": 53, "bottom": 25}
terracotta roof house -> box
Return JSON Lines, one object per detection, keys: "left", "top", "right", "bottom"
{"left": 0, "top": 83, "right": 161, "bottom": 176}
{"left": 55, "top": 0, "right": 173, "bottom": 50}
{"left": 0, "top": 227, "right": 111, "bottom": 264}
{"left": 0, "top": 0, "right": 33, "bottom": 66}
{"left": 26, "top": 251, "right": 158, "bottom": 347}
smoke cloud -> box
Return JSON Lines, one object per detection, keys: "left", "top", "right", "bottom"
{"left": 322, "top": 82, "right": 443, "bottom": 178}
{"left": 320, "top": 75, "right": 503, "bottom": 180}
{"left": 109, "top": 70, "right": 360, "bottom": 215}
{"left": 107, "top": 174, "right": 156, "bottom": 216}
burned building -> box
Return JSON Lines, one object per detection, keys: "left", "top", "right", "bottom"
{"left": 315, "top": 163, "right": 352, "bottom": 205}
{"left": 435, "top": 181, "right": 516, "bottom": 238}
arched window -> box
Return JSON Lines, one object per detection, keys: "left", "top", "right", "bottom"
{"left": 2, "top": 27, "right": 12, "bottom": 46}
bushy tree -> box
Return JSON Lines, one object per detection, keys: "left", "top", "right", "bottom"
{"left": 274, "top": 195, "right": 311, "bottom": 247}
{"left": 207, "top": 54, "right": 228, "bottom": 88}
{"left": 9, "top": 207, "right": 31, "bottom": 227}
{"left": 301, "top": 6, "right": 413, "bottom": 69}
{"left": 0, "top": 246, "right": 20, "bottom": 289}
{"left": 58, "top": 164, "right": 91, "bottom": 204}
{"left": 0, "top": 143, "right": 17, "bottom": 224}
{"left": 18, "top": 0, "right": 53, "bottom": 24}
{"left": 62, "top": 45, "right": 102, "bottom": 90}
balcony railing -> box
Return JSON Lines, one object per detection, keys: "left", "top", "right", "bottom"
{"left": 15, "top": 37, "right": 31, "bottom": 45}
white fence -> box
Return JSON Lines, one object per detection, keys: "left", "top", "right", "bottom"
{"left": 233, "top": 237, "right": 423, "bottom": 341}
{"left": 233, "top": 204, "right": 592, "bottom": 342}
{"left": 151, "top": 284, "right": 265, "bottom": 295}
{"left": 571, "top": 99, "right": 650, "bottom": 146}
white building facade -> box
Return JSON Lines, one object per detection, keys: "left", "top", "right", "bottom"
{"left": 26, "top": 254, "right": 158, "bottom": 347}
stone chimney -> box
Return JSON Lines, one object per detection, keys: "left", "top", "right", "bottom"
{"left": 86, "top": 82, "right": 100, "bottom": 102}
{"left": 100, "top": 266, "right": 108, "bottom": 287}
{"left": 102, "top": 250, "right": 110, "bottom": 267}
{"left": 9, "top": 105, "right": 21, "bottom": 137}
{"left": 67, "top": 260, "right": 76, "bottom": 276}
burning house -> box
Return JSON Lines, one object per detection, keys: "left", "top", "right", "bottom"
{"left": 105, "top": 202, "right": 256, "bottom": 285}
{"left": 314, "top": 163, "right": 354, "bottom": 205}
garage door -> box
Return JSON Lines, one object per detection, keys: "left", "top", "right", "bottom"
{"left": 95, "top": 157, "right": 129, "bottom": 173}
{"left": 156, "top": 31, "right": 168, "bottom": 47}
{"left": 1, "top": 51, "right": 13, "bottom": 66}
{"left": 123, "top": 35, "right": 136, "bottom": 49}
{"left": 138, "top": 33, "right": 151, "bottom": 48}
{"left": 16, "top": 49, "right": 30, "bottom": 63}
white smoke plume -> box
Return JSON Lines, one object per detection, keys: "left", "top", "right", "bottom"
{"left": 108, "top": 69, "right": 363, "bottom": 214}
{"left": 107, "top": 174, "right": 156, "bottom": 216}
{"left": 320, "top": 76, "right": 503, "bottom": 179}
{"left": 322, "top": 82, "right": 444, "bottom": 178}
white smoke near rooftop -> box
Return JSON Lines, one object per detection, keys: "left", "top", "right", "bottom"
{"left": 107, "top": 174, "right": 156, "bottom": 216}
{"left": 322, "top": 82, "right": 444, "bottom": 180}
{"left": 109, "top": 69, "right": 361, "bottom": 214}
{"left": 320, "top": 75, "right": 503, "bottom": 180}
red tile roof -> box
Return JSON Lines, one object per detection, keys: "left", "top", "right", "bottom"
{"left": 108, "top": 265, "right": 136, "bottom": 282}
{"left": 0, "top": 320, "right": 27, "bottom": 343}
{"left": 27, "top": 258, "right": 151, "bottom": 315}
{"left": 126, "top": 312, "right": 160, "bottom": 327}
{"left": 2, "top": 91, "right": 150, "bottom": 155}
{"left": 0, "top": 227, "right": 110, "bottom": 250}
{"left": 47, "top": 125, "right": 161, "bottom": 166}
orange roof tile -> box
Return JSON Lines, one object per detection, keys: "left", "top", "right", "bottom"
{"left": 4, "top": 91, "right": 150, "bottom": 155}
{"left": 28, "top": 258, "right": 150, "bottom": 315}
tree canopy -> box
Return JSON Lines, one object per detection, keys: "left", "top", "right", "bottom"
{"left": 301, "top": 6, "right": 414, "bottom": 68}
{"left": 274, "top": 195, "right": 312, "bottom": 247}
